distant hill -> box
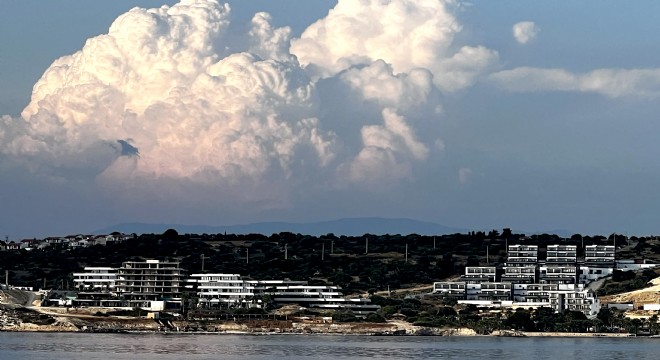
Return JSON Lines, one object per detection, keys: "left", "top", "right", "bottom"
{"left": 93, "top": 218, "right": 468, "bottom": 236}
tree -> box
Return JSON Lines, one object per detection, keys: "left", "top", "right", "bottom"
{"left": 506, "top": 309, "right": 535, "bottom": 331}
{"left": 162, "top": 228, "right": 179, "bottom": 240}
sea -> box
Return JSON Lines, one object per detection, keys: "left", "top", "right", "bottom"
{"left": 0, "top": 333, "right": 657, "bottom": 359}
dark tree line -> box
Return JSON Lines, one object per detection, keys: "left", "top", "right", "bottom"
{"left": 2, "top": 229, "right": 658, "bottom": 294}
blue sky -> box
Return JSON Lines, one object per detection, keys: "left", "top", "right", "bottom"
{"left": 1, "top": 0, "right": 660, "bottom": 238}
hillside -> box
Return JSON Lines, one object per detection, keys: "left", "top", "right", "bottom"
{"left": 600, "top": 276, "right": 660, "bottom": 306}
{"left": 3, "top": 230, "right": 658, "bottom": 296}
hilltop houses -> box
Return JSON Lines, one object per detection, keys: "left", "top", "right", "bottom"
{"left": 1, "top": 233, "right": 132, "bottom": 252}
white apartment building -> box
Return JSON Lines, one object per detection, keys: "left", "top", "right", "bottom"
{"left": 461, "top": 266, "right": 497, "bottom": 283}
{"left": 116, "top": 260, "right": 185, "bottom": 309}
{"left": 507, "top": 245, "right": 538, "bottom": 267}
{"left": 433, "top": 282, "right": 467, "bottom": 298}
{"left": 190, "top": 274, "right": 258, "bottom": 308}
{"left": 514, "top": 283, "right": 599, "bottom": 315}
{"left": 584, "top": 245, "right": 615, "bottom": 264}
{"left": 73, "top": 267, "right": 118, "bottom": 291}
{"left": 431, "top": 240, "right": 606, "bottom": 317}
{"left": 502, "top": 265, "right": 536, "bottom": 283}
{"left": 546, "top": 245, "right": 577, "bottom": 263}
{"left": 188, "top": 274, "right": 380, "bottom": 314}
{"left": 539, "top": 265, "right": 578, "bottom": 284}
{"left": 466, "top": 282, "right": 512, "bottom": 301}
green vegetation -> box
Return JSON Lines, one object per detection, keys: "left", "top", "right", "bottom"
{"left": 598, "top": 268, "right": 660, "bottom": 296}
{"left": 2, "top": 230, "right": 659, "bottom": 296}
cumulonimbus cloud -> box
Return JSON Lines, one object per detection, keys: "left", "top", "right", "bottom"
{"left": 489, "top": 67, "right": 660, "bottom": 98}
{"left": 0, "top": 0, "right": 498, "bottom": 207}
{"left": 291, "top": 0, "right": 498, "bottom": 92}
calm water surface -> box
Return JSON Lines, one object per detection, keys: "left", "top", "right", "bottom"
{"left": 0, "top": 333, "right": 658, "bottom": 359}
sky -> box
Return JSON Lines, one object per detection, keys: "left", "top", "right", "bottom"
{"left": 2, "top": 0, "right": 660, "bottom": 239}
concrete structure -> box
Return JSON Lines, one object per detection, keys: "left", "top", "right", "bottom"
{"left": 116, "top": 260, "right": 185, "bottom": 310}
{"left": 579, "top": 265, "right": 614, "bottom": 283}
{"left": 73, "top": 267, "right": 118, "bottom": 291}
{"left": 461, "top": 266, "right": 497, "bottom": 283}
{"left": 433, "top": 282, "right": 466, "bottom": 298}
{"left": 506, "top": 245, "right": 538, "bottom": 267}
{"left": 546, "top": 245, "right": 577, "bottom": 264}
{"left": 502, "top": 265, "right": 536, "bottom": 283}
{"left": 616, "top": 259, "right": 659, "bottom": 271}
{"left": 190, "top": 274, "right": 258, "bottom": 308}
{"left": 187, "top": 274, "right": 381, "bottom": 314}
{"left": 432, "top": 243, "right": 606, "bottom": 317}
{"left": 540, "top": 265, "right": 578, "bottom": 284}
{"left": 585, "top": 245, "right": 615, "bottom": 264}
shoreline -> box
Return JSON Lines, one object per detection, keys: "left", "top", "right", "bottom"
{"left": 0, "top": 307, "right": 644, "bottom": 337}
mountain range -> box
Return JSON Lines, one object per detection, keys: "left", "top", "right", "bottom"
{"left": 93, "top": 218, "right": 467, "bottom": 236}
{"left": 93, "top": 218, "right": 573, "bottom": 237}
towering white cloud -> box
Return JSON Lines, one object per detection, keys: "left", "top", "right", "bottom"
{"left": 291, "top": 0, "right": 498, "bottom": 92}
{"left": 7, "top": 0, "right": 335, "bottom": 186}
{"left": 512, "top": 21, "right": 539, "bottom": 44}
{"left": 0, "top": 0, "right": 499, "bottom": 210}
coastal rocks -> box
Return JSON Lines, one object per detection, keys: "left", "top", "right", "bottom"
{"left": 0, "top": 307, "right": 78, "bottom": 332}
{"left": 414, "top": 327, "right": 477, "bottom": 336}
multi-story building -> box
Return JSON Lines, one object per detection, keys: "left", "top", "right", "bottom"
{"left": 433, "top": 282, "right": 466, "bottom": 298}
{"left": 580, "top": 245, "right": 616, "bottom": 283}
{"left": 540, "top": 265, "right": 577, "bottom": 284}
{"left": 73, "top": 267, "right": 118, "bottom": 291}
{"left": 506, "top": 245, "right": 538, "bottom": 267}
{"left": 476, "top": 282, "right": 512, "bottom": 301}
{"left": 511, "top": 283, "right": 599, "bottom": 315}
{"left": 466, "top": 282, "right": 511, "bottom": 301}
{"left": 116, "top": 260, "right": 185, "bottom": 310}
{"left": 188, "top": 274, "right": 379, "bottom": 314}
{"left": 584, "top": 245, "right": 615, "bottom": 264}
{"left": 190, "top": 273, "right": 259, "bottom": 308}
{"left": 461, "top": 266, "right": 497, "bottom": 283}
{"left": 501, "top": 265, "right": 536, "bottom": 283}
{"left": 432, "top": 243, "right": 604, "bottom": 317}
{"left": 546, "top": 245, "right": 577, "bottom": 263}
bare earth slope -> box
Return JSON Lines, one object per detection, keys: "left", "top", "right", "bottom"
{"left": 599, "top": 277, "right": 660, "bottom": 305}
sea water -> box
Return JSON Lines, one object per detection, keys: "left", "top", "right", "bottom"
{"left": 0, "top": 333, "right": 657, "bottom": 359}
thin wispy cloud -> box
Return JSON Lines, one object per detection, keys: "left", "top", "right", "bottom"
{"left": 489, "top": 67, "right": 660, "bottom": 98}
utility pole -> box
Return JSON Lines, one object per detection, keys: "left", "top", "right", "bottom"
{"left": 405, "top": 243, "right": 408, "bottom": 263}
{"left": 201, "top": 254, "right": 205, "bottom": 272}
{"left": 322, "top": 243, "right": 325, "bottom": 261}
{"left": 365, "top": 237, "right": 368, "bottom": 254}
{"left": 246, "top": 248, "right": 249, "bottom": 264}
{"left": 5, "top": 270, "right": 8, "bottom": 288}
{"left": 486, "top": 245, "right": 489, "bottom": 264}
{"left": 433, "top": 236, "right": 436, "bottom": 250}
{"left": 331, "top": 240, "right": 334, "bottom": 255}
{"left": 285, "top": 244, "right": 288, "bottom": 260}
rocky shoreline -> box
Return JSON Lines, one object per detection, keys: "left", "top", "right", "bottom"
{"left": 0, "top": 306, "right": 639, "bottom": 337}
{"left": 0, "top": 306, "right": 475, "bottom": 335}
